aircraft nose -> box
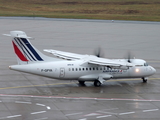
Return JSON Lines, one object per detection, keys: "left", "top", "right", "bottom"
{"left": 151, "top": 66, "right": 156, "bottom": 75}
{"left": 153, "top": 67, "right": 156, "bottom": 74}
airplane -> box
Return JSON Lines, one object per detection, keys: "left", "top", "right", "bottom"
{"left": 4, "top": 31, "right": 156, "bottom": 87}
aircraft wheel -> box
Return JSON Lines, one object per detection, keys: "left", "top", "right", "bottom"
{"left": 142, "top": 77, "right": 147, "bottom": 83}
{"left": 78, "top": 81, "right": 85, "bottom": 85}
{"left": 94, "top": 80, "right": 101, "bottom": 87}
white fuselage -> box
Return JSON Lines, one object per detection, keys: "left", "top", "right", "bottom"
{"left": 5, "top": 31, "right": 156, "bottom": 87}
{"left": 10, "top": 59, "right": 156, "bottom": 81}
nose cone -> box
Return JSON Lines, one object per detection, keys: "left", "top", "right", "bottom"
{"left": 152, "top": 67, "right": 156, "bottom": 74}
{"left": 150, "top": 66, "right": 156, "bottom": 75}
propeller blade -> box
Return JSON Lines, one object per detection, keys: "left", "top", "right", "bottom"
{"left": 124, "top": 51, "right": 135, "bottom": 63}
{"left": 94, "top": 47, "right": 104, "bottom": 58}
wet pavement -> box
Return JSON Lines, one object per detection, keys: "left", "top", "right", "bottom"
{"left": 0, "top": 17, "right": 160, "bottom": 120}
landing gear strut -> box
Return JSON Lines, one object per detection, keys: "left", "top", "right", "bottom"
{"left": 94, "top": 80, "right": 101, "bottom": 87}
{"left": 78, "top": 81, "right": 85, "bottom": 86}
{"left": 142, "top": 77, "right": 148, "bottom": 83}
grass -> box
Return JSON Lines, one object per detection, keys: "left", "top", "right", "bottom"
{"left": 0, "top": 0, "right": 160, "bottom": 21}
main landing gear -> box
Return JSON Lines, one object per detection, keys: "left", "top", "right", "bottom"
{"left": 78, "top": 81, "right": 85, "bottom": 86}
{"left": 94, "top": 80, "right": 101, "bottom": 87}
{"left": 142, "top": 77, "right": 148, "bottom": 83}
{"left": 79, "top": 80, "right": 102, "bottom": 87}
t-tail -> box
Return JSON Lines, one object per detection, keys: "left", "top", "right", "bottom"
{"left": 4, "top": 31, "right": 59, "bottom": 64}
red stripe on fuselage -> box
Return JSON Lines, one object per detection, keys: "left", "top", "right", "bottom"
{"left": 12, "top": 41, "right": 28, "bottom": 61}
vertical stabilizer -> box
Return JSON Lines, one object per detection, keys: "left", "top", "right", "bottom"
{"left": 7, "top": 31, "right": 59, "bottom": 64}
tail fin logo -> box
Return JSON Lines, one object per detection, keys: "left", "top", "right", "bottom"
{"left": 12, "top": 38, "right": 43, "bottom": 62}
{"left": 12, "top": 41, "right": 28, "bottom": 61}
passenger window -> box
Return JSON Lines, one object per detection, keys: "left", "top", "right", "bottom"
{"left": 86, "top": 68, "right": 88, "bottom": 70}
{"left": 83, "top": 68, "right": 85, "bottom": 71}
{"left": 76, "top": 68, "right": 78, "bottom": 71}
{"left": 79, "top": 68, "right": 81, "bottom": 71}
{"left": 72, "top": 68, "right": 74, "bottom": 71}
{"left": 93, "top": 68, "right": 95, "bottom": 70}
{"left": 69, "top": 68, "right": 71, "bottom": 71}
{"left": 89, "top": 68, "right": 91, "bottom": 70}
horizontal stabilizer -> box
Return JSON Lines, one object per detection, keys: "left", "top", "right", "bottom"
{"left": 3, "top": 34, "right": 11, "bottom": 37}
{"left": 3, "top": 31, "right": 32, "bottom": 39}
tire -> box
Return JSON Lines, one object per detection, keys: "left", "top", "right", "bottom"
{"left": 142, "top": 77, "right": 147, "bottom": 83}
{"left": 78, "top": 81, "right": 85, "bottom": 85}
{"left": 94, "top": 80, "right": 101, "bottom": 87}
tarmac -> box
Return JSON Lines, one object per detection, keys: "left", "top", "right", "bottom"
{"left": 0, "top": 17, "right": 160, "bottom": 120}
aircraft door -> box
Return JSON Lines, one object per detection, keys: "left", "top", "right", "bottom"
{"left": 59, "top": 68, "right": 65, "bottom": 78}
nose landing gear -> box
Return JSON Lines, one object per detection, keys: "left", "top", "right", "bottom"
{"left": 142, "top": 77, "right": 148, "bottom": 83}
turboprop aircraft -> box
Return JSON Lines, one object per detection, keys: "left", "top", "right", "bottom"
{"left": 4, "top": 31, "right": 156, "bottom": 87}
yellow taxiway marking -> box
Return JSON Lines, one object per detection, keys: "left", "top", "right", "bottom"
{"left": 0, "top": 82, "right": 74, "bottom": 90}
{"left": 0, "top": 78, "right": 159, "bottom": 90}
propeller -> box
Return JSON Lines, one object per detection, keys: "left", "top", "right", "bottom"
{"left": 127, "top": 51, "right": 132, "bottom": 63}
{"left": 124, "top": 51, "right": 135, "bottom": 63}
{"left": 94, "top": 46, "right": 105, "bottom": 58}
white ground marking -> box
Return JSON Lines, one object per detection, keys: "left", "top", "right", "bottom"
{"left": 0, "top": 115, "right": 21, "bottom": 119}
{"left": 34, "top": 117, "right": 48, "bottom": 120}
{"left": 31, "top": 111, "right": 46, "bottom": 115}
{"left": 7, "top": 115, "right": 22, "bottom": 118}
{"left": 119, "top": 111, "right": 135, "bottom": 115}
{"left": 36, "top": 103, "right": 51, "bottom": 110}
{"left": 143, "top": 109, "right": 159, "bottom": 112}
{"left": 65, "top": 112, "right": 83, "bottom": 116}
{"left": 84, "top": 113, "right": 101, "bottom": 117}
{"left": 47, "top": 106, "right": 51, "bottom": 109}
{"left": 97, "top": 111, "right": 118, "bottom": 115}
{"left": 15, "top": 101, "right": 31, "bottom": 104}
{"left": 96, "top": 115, "right": 112, "bottom": 118}
{"left": 79, "top": 118, "right": 87, "bottom": 120}
{"left": 36, "top": 103, "right": 46, "bottom": 107}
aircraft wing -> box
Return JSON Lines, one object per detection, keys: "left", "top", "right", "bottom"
{"left": 89, "top": 58, "right": 133, "bottom": 69}
{"left": 44, "top": 49, "right": 84, "bottom": 60}
{"left": 89, "top": 58, "right": 121, "bottom": 67}
{"left": 44, "top": 49, "right": 133, "bottom": 69}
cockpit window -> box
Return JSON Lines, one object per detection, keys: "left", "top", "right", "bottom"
{"left": 144, "top": 63, "right": 148, "bottom": 66}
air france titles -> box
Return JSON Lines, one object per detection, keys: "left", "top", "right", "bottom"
{"left": 103, "top": 69, "right": 126, "bottom": 74}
